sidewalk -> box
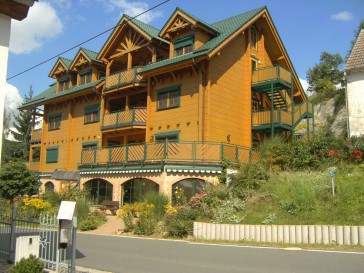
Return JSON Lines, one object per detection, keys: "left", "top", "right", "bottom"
{"left": 81, "top": 215, "right": 124, "bottom": 236}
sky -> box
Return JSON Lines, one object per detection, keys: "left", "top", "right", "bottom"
{"left": 5, "top": 0, "right": 364, "bottom": 119}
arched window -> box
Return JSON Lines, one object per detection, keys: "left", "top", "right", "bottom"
{"left": 84, "top": 179, "right": 113, "bottom": 205}
{"left": 250, "top": 26, "right": 258, "bottom": 50}
{"left": 172, "top": 178, "right": 206, "bottom": 204}
{"left": 44, "top": 181, "right": 54, "bottom": 192}
{"left": 122, "top": 178, "right": 159, "bottom": 205}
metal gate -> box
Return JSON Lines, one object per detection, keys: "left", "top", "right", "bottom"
{"left": 0, "top": 205, "right": 76, "bottom": 273}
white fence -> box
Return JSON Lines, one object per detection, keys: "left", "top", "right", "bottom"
{"left": 193, "top": 222, "right": 364, "bottom": 246}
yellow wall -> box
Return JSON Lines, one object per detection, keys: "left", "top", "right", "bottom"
{"left": 147, "top": 72, "right": 200, "bottom": 142}
{"left": 39, "top": 94, "right": 101, "bottom": 172}
{"left": 207, "top": 33, "right": 251, "bottom": 147}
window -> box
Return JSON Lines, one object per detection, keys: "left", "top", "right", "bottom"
{"left": 174, "top": 35, "right": 194, "bottom": 57}
{"left": 59, "top": 77, "right": 69, "bottom": 92}
{"left": 154, "top": 131, "right": 180, "bottom": 142}
{"left": 157, "top": 86, "right": 180, "bottom": 110}
{"left": 98, "top": 71, "right": 106, "bottom": 80}
{"left": 46, "top": 147, "right": 58, "bottom": 163}
{"left": 84, "top": 105, "right": 100, "bottom": 124}
{"left": 48, "top": 113, "right": 61, "bottom": 131}
{"left": 32, "top": 147, "right": 41, "bottom": 162}
{"left": 250, "top": 26, "right": 258, "bottom": 50}
{"left": 79, "top": 69, "right": 92, "bottom": 85}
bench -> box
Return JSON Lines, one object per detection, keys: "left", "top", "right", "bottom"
{"left": 99, "top": 200, "right": 120, "bottom": 215}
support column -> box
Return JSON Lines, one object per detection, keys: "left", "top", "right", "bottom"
{"left": 127, "top": 53, "right": 132, "bottom": 69}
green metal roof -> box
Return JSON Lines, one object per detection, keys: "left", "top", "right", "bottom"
{"left": 59, "top": 57, "right": 72, "bottom": 68}
{"left": 80, "top": 47, "right": 102, "bottom": 63}
{"left": 20, "top": 79, "right": 103, "bottom": 109}
{"left": 141, "top": 6, "right": 265, "bottom": 73}
{"left": 160, "top": 7, "right": 220, "bottom": 37}
{"left": 124, "top": 15, "right": 168, "bottom": 44}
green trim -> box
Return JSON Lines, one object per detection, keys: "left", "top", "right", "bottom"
{"left": 80, "top": 68, "right": 92, "bottom": 76}
{"left": 156, "top": 85, "right": 181, "bottom": 111}
{"left": 46, "top": 146, "right": 59, "bottom": 163}
{"left": 154, "top": 130, "right": 180, "bottom": 142}
{"left": 174, "top": 35, "right": 194, "bottom": 49}
{"left": 84, "top": 104, "right": 100, "bottom": 124}
{"left": 48, "top": 113, "right": 62, "bottom": 131}
{"left": 59, "top": 76, "right": 70, "bottom": 83}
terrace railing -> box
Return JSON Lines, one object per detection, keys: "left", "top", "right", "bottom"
{"left": 253, "top": 100, "right": 313, "bottom": 127}
{"left": 252, "top": 65, "right": 292, "bottom": 85}
{"left": 80, "top": 141, "right": 258, "bottom": 166}
{"left": 104, "top": 66, "right": 145, "bottom": 90}
{"left": 101, "top": 108, "right": 147, "bottom": 130}
{"left": 30, "top": 129, "right": 42, "bottom": 142}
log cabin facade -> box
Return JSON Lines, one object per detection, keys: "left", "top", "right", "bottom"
{"left": 21, "top": 6, "right": 313, "bottom": 204}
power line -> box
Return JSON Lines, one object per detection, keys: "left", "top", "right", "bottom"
{"left": 7, "top": 0, "right": 170, "bottom": 81}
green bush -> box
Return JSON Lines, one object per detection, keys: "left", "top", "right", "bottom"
{"left": 143, "top": 192, "right": 169, "bottom": 221}
{"left": 117, "top": 203, "right": 135, "bottom": 232}
{"left": 10, "top": 255, "right": 44, "bottom": 273}
{"left": 164, "top": 206, "right": 198, "bottom": 238}
{"left": 134, "top": 203, "right": 157, "bottom": 235}
{"left": 79, "top": 211, "right": 106, "bottom": 231}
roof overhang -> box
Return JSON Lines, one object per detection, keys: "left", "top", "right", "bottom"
{"left": 0, "top": 0, "right": 37, "bottom": 21}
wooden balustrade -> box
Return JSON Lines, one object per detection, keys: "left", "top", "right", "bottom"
{"left": 31, "top": 129, "right": 42, "bottom": 141}
{"left": 104, "top": 67, "right": 145, "bottom": 90}
{"left": 102, "top": 108, "right": 147, "bottom": 130}
{"left": 80, "top": 141, "right": 256, "bottom": 166}
{"left": 252, "top": 65, "right": 291, "bottom": 85}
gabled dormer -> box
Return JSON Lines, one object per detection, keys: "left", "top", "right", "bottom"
{"left": 159, "top": 8, "right": 220, "bottom": 58}
{"left": 69, "top": 48, "right": 106, "bottom": 86}
{"left": 48, "top": 57, "right": 74, "bottom": 93}
{"left": 98, "top": 15, "right": 169, "bottom": 76}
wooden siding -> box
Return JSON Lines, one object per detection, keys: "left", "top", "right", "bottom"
{"left": 208, "top": 33, "right": 251, "bottom": 147}
{"left": 39, "top": 95, "right": 102, "bottom": 172}
{"left": 148, "top": 73, "right": 200, "bottom": 142}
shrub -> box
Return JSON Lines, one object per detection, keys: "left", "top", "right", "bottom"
{"left": 164, "top": 206, "right": 198, "bottom": 238}
{"left": 134, "top": 203, "right": 157, "bottom": 235}
{"left": 79, "top": 211, "right": 106, "bottom": 231}
{"left": 10, "top": 255, "right": 44, "bottom": 273}
{"left": 117, "top": 203, "right": 135, "bottom": 232}
{"left": 143, "top": 192, "right": 169, "bottom": 221}
{"left": 211, "top": 198, "right": 245, "bottom": 224}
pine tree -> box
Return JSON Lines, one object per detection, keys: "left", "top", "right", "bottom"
{"left": 11, "top": 86, "right": 34, "bottom": 161}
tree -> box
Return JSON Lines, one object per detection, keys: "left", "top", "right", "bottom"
{"left": 11, "top": 86, "right": 35, "bottom": 161}
{"left": 1, "top": 109, "right": 23, "bottom": 164}
{"left": 0, "top": 161, "right": 40, "bottom": 202}
{"left": 306, "top": 52, "right": 345, "bottom": 95}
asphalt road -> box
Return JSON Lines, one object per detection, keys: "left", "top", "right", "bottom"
{"left": 75, "top": 234, "right": 364, "bottom": 273}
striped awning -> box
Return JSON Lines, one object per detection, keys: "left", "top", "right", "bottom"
{"left": 165, "top": 166, "right": 222, "bottom": 174}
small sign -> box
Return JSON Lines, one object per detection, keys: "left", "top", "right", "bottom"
{"left": 329, "top": 170, "right": 335, "bottom": 178}
{"left": 57, "top": 201, "right": 76, "bottom": 220}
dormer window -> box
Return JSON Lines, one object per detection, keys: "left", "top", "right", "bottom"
{"left": 79, "top": 69, "right": 92, "bottom": 85}
{"left": 58, "top": 77, "right": 69, "bottom": 92}
{"left": 174, "top": 35, "right": 194, "bottom": 57}
{"left": 250, "top": 26, "right": 258, "bottom": 50}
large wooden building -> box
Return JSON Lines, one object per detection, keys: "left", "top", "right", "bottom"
{"left": 21, "top": 6, "right": 313, "bottom": 204}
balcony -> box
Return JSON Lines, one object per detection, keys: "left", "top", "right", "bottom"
{"left": 253, "top": 101, "right": 313, "bottom": 129}
{"left": 104, "top": 66, "right": 147, "bottom": 91}
{"left": 30, "top": 129, "right": 42, "bottom": 143}
{"left": 252, "top": 66, "right": 292, "bottom": 92}
{"left": 79, "top": 141, "right": 258, "bottom": 168}
{"left": 101, "top": 108, "right": 147, "bottom": 131}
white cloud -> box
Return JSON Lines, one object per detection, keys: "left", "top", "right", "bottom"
{"left": 4, "top": 83, "right": 23, "bottom": 123}
{"left": 331, "top": 11, "right": 353, "bottom": 22}
{"left": 102, "top": 0, "right": 163, "bottom": 23}
{"left": 9, "top": 2, "right": 63, "bottom": 54}
{"left": 299, "top": 78, "right": 309, "bottom": 94}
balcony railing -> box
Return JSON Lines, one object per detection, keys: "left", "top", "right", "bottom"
{"left": 101, "top": 108, "right": 147, "bottom": 130}
{"left": 252, "top": 66, "right": 291, "bottom": 85}
{"left": 80, "top": 141, "right": 258, "bottom": 166}
{"left": 30, "top": 129, "right": 42, "bottom": 142}
{"left": 104, "top": 66, "right": 146, "bottom": 90}
{"left": 253, "top": 100, "right": 313, "bottom": 128}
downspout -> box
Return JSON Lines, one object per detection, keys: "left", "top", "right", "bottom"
{"left": 192, "top": 58, "right": 206, "bottom": 143}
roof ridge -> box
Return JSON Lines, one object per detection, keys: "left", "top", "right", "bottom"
{"left": 80, "top": 47, "right": 99, "bottom": 55}
{"left": 124, "top": 14, "right": 161, "bottom": 33}
{"left": 211, "top": 6, "right": 266, "bottom": 26}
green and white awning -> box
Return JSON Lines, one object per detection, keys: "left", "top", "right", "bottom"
{"left": 165, "top": 166, "right": 222, "bottom": 174}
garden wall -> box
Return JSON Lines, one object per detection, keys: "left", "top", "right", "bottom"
{"left": 193, "top": 222, "right": 364, "bottom": 246}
